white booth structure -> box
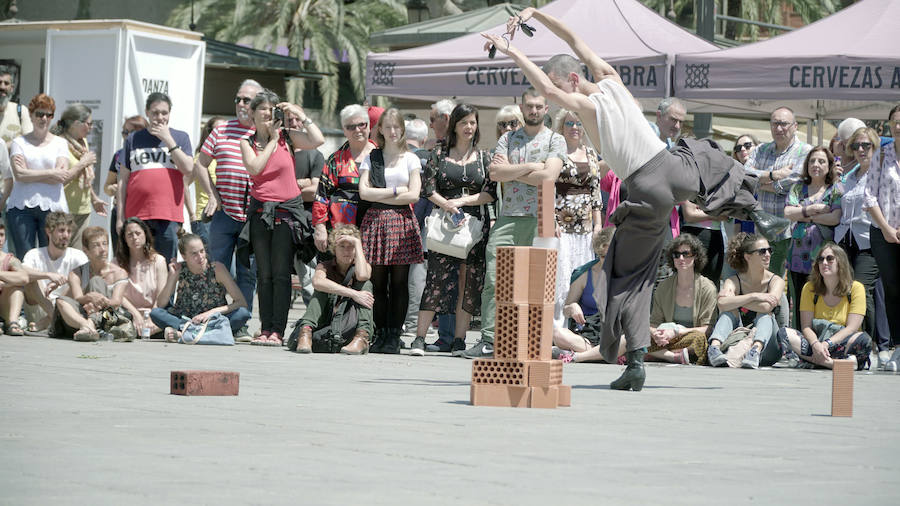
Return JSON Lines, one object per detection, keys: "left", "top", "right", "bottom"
{"left": 0, "top": 19, "right": 205, "bottom": 227}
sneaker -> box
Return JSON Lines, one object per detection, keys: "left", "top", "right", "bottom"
{"left": 884, "top": 360, "right": 898, "bottom": 373}
{"left": 878, "top": 350, "right": 892, "bottom": 370}
{"left": 425, "top": 338, "right": 451, "bottom": 353}
{"left": 410, "top": 336, "right": 426, "bottom": 357}
{"left": 741, "top": 347, "right": 761, "bottom": 369}
{"left": 559, "top": 350, "right": 575, "bottom": 364}
{"left": 458, "top": 340, "right": 493, "bottom": 359}
{"left": 450, "top": 338, "right": 466, "bottom": 354}
{"left": 234, "top": 326, "right": 253, "bottom": 344}
{"left": 707, "top": 345, "right": 727, "bottom": 367}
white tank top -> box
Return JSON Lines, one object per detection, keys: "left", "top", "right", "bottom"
{"left": 587, "top": 79, "right": 666, "bottom": 181}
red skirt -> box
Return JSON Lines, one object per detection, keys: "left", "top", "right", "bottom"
{"left": 361, "top": 206, "right": 424, "bottom": 265}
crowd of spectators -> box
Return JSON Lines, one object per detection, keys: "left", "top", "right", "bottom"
{"left": 1, "top": 62, "right": 898, "bottom": 371}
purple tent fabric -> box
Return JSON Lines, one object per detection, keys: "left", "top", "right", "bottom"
{"left": 366, "top": 0, "right": 715, "bottom": 100}
{"left": 674, "top": 0, "right": 899, "bottom": 120}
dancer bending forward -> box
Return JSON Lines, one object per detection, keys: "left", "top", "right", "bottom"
{"left": 483, "top": 8, "right": 788, "bottom": 391}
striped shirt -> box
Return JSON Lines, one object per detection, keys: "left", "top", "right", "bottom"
{"left": 744, "top": 137, "right": 812, "bottom": 240}
{"left": 200, "top": 119, "right": 255, "bottom": 222}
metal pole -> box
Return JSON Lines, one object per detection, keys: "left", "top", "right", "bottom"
{"left": 692, "top": 0, "right": 715, "bottom": 139}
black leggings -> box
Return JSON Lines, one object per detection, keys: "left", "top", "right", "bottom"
{"left": 370, "top": 264, "right": 410, "bottom": 330}
{"left": 250, "top": 212, "right": 294, "bottom": 335}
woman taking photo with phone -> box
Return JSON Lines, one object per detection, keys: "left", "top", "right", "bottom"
{"left": 239, "top": 89, "right": 323, "bottom": 346}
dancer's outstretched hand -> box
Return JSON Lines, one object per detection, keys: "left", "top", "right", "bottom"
{"left": 508, "top": 7, "right": 537, "bottom": 38}
{"left": 481, "top": 32, "right": 512, "bottom": 57}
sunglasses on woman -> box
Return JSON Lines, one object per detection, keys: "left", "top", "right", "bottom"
{"left": 34, "top": 111, "right": 54, "bottom": 119}
{"left": 671, "top": 250, "right": 694, "bottom": 259}
{"left": 749, "top": 247, "right": 773, "bottom": 256}
{"left": 733, "top": 142, "right": 753, "bottom": 153}
{"left": 849, "top": 142, "right": 873, "bottom": 151}
{"left": 564, "top": 120, "right": 582, "bottom": 128}
{"left": 497, "top": 120, "right": 519, "bottom": 129}
{"left": 817, "top": 254, "right": 836, "bottom": 264}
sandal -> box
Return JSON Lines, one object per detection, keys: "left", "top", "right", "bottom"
{"left": 251, "top": 330, "right": 272, "bottom": 346}
{"left": 24, "top": 321, "right": 49, "bottom": 337}
{"left": 6, "top": 321, "right": 24, "bottom": 336}
{"left": 256, "top": 332, "right": 283, "bottom": 347}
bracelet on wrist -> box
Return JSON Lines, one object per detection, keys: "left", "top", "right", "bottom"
{"left": 393, "top": 186, "right": 397, "bottom": 197}
{"left": 802, "top": 206, "right": 808, "bottom": 218}
{"left": 168, "top": 145, "right": 181, "bottom": 154}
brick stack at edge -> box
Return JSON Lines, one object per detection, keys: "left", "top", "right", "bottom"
{"left": 470, "top": 180, "right": 570, "bottom": 408}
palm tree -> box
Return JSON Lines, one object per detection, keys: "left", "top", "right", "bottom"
{"left": 167, "top": 0, "right": 406, "bottom": 116}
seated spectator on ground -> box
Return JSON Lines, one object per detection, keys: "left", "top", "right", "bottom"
{"left": 647, "top": 234, "right": 717, "bottom": 365}
{"left": 291, "top": 225, "right": 373, "bottom": 355}
{"left": 114, "top": 217, "right": 167, "bottom": 337}
{"left": 20, "top": 212, "right": 88, "bottom": 332}
{"left": 49, "top": 227, "right": 135, "bottom": 342}
{"left": 150, "top": 234, "right": 249, "bottom": 342}
{"left": 0, "top": 223, "right": 30, "bottom": 335}
{"left": 778, "top": 242, "right": 872, "bottom": 370}
{"left": 553, "top": 227, "right": 625, "bottom": 363}
{"left": 706, "top": 232, "right": 785, "bottom": 369}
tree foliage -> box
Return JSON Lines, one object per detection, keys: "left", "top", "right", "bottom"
{"left": 167, "top": 0, "right": 407, "bottom": 115}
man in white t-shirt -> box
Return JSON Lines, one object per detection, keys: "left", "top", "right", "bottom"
{"left": 485, "top": 8, "right": 789, "bottom": 390}
{"left": 21, "top": 212, "right": 88, "bottom": 331}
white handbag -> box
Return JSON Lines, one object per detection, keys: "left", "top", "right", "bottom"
{"left": 425, "top": 207, "right": 483, "bottom": 259}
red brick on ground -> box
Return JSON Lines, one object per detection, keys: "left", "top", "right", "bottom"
{"left": 171, "top": 370, "right": 240, "bottom": 396}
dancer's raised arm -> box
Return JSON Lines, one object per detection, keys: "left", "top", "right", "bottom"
{"left": 510, "top": 7, "right": 620, "bottom": 85}
{"left": 481, "top": 33, "right": 594, "bottom": 116}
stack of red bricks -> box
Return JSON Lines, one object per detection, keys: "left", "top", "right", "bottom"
{"left": 470, "top": 181, "right": 570, "bottom": 408}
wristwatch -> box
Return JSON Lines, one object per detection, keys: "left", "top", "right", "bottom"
{"left": 302, "top": 117, "right": 313, "bottom": 126}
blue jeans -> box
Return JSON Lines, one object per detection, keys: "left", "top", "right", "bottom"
{"left": 7, "top": 206, "right": 49, "bottom": 260}
{"left": 150, "top": 306, "right": 251, "bottom": 334}
{"left": 208, "top": 210, "right": 256, "bottom": 311}
{"left": 709, "top": 311, "right": 782, "bottom": 367}
{"left": 191, "top": 220, "right": 210, "bottom": 247}
{"left": 144, "top": 219, "right": 180, "bottom": 262}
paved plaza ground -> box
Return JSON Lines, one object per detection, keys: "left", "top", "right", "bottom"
{"left": 2, "top": 298, "right": 899, "bottom": 505}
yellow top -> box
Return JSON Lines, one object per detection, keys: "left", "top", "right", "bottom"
{"left": 193, "top": 156, "right": 216, "bottom": 219}
{"left": 64, "top": 149, "right": 92, "bottom": 215}
{"left": 798, "top": 280, "right": 866, "bottom": 327}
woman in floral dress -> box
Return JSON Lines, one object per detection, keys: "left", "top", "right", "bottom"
{"left": 552, "top": 109, "right": 604, "bottom": 326}
{"left": 412, "top": 104, "right": 496, "bottom": 355}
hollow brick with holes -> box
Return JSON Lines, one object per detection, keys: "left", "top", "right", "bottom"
{"left": 526, "top": 303, "right": 554, "bottom": 361}
{"left": 495, "top": 247, "right": 532, "bottom": 303}
{"left": 494, "top": 302, "right": 530, "bottom": 360}
{"left": 526, "top": 360, "right": 562, "bottom": 387}
{"left": 170, "top": 371, "right": 239, "bottom": 396}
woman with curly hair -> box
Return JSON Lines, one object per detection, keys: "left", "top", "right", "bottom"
{"left": 646, "top": 233, "right": 717, "bottom": 364}
{"left": 784, "top": 147, "right": 842, "bottom": 327}
{"left": 777, "top": 242, "right": 871, "bottom": 369}
{"left": 706, "top": 232, "right": 785, "bottom": 369}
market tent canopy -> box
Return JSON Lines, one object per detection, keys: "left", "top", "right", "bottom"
{"left": 366, "top": 0, "right": 717, "bottom": 102}
{"left": 674, "top": 0, "right": 899, "bottom": 121}
{"left": 370, "top": 2, "right": 526, "bottom": 49}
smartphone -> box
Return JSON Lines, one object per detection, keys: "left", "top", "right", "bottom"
{"left": 450, "top": 211, "right": 465, "bottom": 227}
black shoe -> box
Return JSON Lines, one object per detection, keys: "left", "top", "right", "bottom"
{"left": 369, "top": 328, "right": 385, "bottom": 354}
{"left": 450, "top": 338, "right": 467, "bottom": 354}
{"left": 610, "top": 348, "right": 646, "bottom": 391}
{"left": 458, "top": 340, "right": 493, "bottom": 359}
{"left": 749, "top": 209, "right": 791, "bottom": 242}
{"left": 381, "top": 328, "right": 401, "bottom": 355}
{"left": 410, "top": 336, "right": 426, "bottom": 356}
